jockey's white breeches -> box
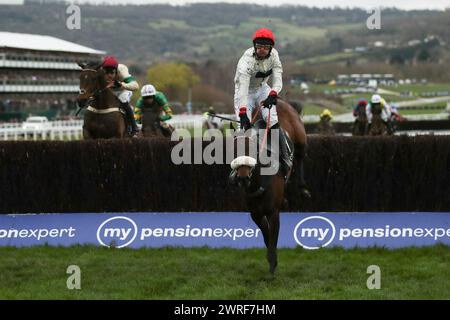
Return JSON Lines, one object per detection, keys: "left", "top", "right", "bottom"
{"left": 234, "top": 83, "right": 278, "bottom": 128}
{"left": 114, "top": 89, "right": 133, "bottom": 104}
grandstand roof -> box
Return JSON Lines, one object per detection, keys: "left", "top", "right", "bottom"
{"left": 0, "top": 31, "right": 106, "bottom": 55}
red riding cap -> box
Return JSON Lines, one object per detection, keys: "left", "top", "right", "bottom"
{"left": 252, "top": 28, "right": 275, "bottom": 45}
{"left": 102, "top": 56, "right": 118, "bottom": 69}
{"left": 358, "top": 99, "right": 368, "bottom": 106}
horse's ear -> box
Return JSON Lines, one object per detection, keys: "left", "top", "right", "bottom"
{"left": 81, "top": 61, "right": 102, "bottom": 70}
{"left": 92, "top": 62, "right": 102, "bottom": 70}
{"left": 96, "top": 66, "right": 106, "bottom": 75}
{"left": 77, "top": 61, "right": 86, "bottom": 69}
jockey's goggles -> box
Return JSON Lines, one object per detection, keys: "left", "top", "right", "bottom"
{"left": 104, "top": 67, "right": 117, "bottom": 74}
{"left": 255, "top": 44, "right": 272, "bottom": 50}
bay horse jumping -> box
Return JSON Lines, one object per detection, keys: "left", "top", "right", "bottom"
{"left": 77, "top": 63, "right": 127, "bottom": 139}
{"left": 230, "top": 99, "right": 309, "bottom": 274}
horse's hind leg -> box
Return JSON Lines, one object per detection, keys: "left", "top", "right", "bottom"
{"left": 294, "top": 145, "right": 311, "bottom": 199}
{"left": 267, "top": 210, "right": 280, "bottom": 275}
{"left": 250, "top": 212, "right": 270, "bottom": 248}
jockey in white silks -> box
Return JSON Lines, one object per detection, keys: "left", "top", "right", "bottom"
{"left": 233, "top": 28, "right": 292, "bottom": 176}
{"left": 234, "top": 28, "right": 282, "bottom": 129}
{"left": 366, "top": 94, "right": 392, "bottom": 124}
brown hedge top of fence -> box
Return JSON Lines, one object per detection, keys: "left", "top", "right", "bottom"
{"left": 0, "top": 135, "right": 449, "bottom": 213}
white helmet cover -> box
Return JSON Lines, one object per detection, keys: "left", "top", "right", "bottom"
{"left": 371, "top": 94, "right": 382, "bottom": 104}
{"left": 141, "top": 84, "right": 156, "bottom": 97}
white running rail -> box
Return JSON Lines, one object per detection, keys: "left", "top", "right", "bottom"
{"left": 1, "top": 114, "right": 448, "bottom": 141}
{"left": 0, "top": 120, "right": 84, "bottom": 141}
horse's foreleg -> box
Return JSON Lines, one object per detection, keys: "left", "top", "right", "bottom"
{"left": 267, "top": 210, "right": 280, "bottom": 275}
{"left": 250, "top": 212, "right": 270, "bottom": 248}
{"left": 118, "top": 117, "right": 127, "bottom": 138}
{"left": 83, "top": 127, "right": 92, "bottom": 140}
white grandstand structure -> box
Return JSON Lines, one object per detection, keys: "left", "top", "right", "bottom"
{"left": 0, "top": 31, "right": 105, "bottom": 121}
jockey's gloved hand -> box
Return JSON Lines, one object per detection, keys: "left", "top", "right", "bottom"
{"left": 113, "top": 80, "right": 122, "bottom": 89}
{"left": 263, "top": 90, "right": 278, "bottom": 109}
{"left": 239, "top": 106, "right": 251, "bottom": 130}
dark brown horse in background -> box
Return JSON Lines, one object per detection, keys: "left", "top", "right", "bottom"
{"left": 230, "top": 99, "right": 309, "bottom": 274}
{"left": 141, "top": 105, "right": 174, "bottom": 138}
{"left": 368, "top": 103, "right": 388, "bottom": 136}
{"left": 77, "top": 63, "right": 127, "bottom": 139}
{"left": 352, "top": 110, "right": 368, "bottom": 136}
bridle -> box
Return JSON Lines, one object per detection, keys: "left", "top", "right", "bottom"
{"left": 78, "top": 69, "right": 108, "bottom": 103}
{"left": 78, "top": 68, "right": 121, "bottom": 114}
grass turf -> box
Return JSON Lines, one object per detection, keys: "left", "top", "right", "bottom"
{"left": 0, "top": 245, "right": 449, "bottom": 299}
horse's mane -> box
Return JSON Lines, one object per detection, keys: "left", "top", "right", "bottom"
{"left": 278, "top": 99, "right": 301, "bottom": 117}
{"left": 287, "top": 100, "right": 304, "bottom": 115}
{"left": 78, "top": 61, "right": 102, "bottom": 70}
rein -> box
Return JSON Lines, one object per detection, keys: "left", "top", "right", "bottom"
{"left": 259, "top": 106, "right": 270, "bottom": 154}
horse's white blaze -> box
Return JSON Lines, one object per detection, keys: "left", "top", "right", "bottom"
{"left": 231, "top": 156, "right": 257, "bottom": 170}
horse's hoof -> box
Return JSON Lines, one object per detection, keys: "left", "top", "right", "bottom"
{"left": 269, "top": 262, "right": 277, "bottom": 275}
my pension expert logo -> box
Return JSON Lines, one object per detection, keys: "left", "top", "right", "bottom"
{"left": 96, "top": 216, "right": 138, "bottom": 248}
{"left": 293, "top": 216, "right": 336, "bottom": 249}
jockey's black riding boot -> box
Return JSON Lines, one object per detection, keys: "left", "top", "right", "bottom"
{"left": 121, "top": 102, "right": 139, "bottom": 137}
{"left": 271, "top": 123, "right": 292, "bottom": 178}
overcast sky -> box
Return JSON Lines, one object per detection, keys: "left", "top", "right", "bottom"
{"left": 1, "top": 0, "right": 449, "bottom": 10}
